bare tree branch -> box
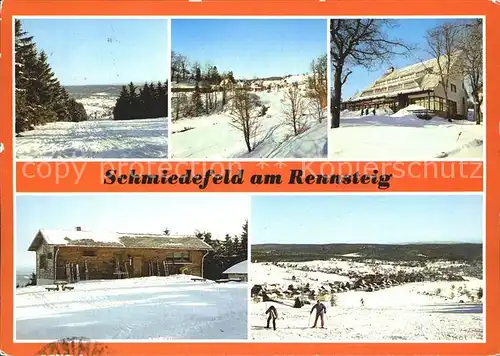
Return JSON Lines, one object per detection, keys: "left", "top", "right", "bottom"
{"left": 330, "top": 19, "right": 414, "bottom": 128}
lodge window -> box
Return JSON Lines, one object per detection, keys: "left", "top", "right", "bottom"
{"left": 39, "top": 255, "right": 47, "bottom": 269}
{"left": 47, "top": 252, "right": 53, "bottom": 259}
{"left": 451, "top": 84, "right": 457, "bottom": 93}
{"left": 82, "top": 250, "right": 97, "bottom": 257}
{"left": 165, "top": 251, "right": 190, "bottom": 262}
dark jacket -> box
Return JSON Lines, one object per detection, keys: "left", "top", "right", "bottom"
{"left": 310, "top": 303, "right": 326, "bottom": 315}
{"left": 266, "top": 306, "right": 278, "bottom": 319}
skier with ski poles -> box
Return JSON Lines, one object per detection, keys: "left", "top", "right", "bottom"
{"left": 265, "top": 305, "right": 278, "bottom": 330}
{"left": 310, "top": 300, "right": 327, "bottom": 328}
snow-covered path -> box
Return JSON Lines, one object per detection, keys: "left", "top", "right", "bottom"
{"left": 16, "top": 276, "right": 247, "bottom": 340}
{"left": 16, "top": 118, "right": 168, "bottom": 159}
{"left": 172, "top": 91, "right": 327, "bottom": 159}
{"left": 328, "top": 113, "right": 483, "bottom": 160}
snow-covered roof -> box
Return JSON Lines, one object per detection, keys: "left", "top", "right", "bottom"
{"left": 223, "top": 260, "right": 248, "bottom": 275}
{"left": 28, "top": 229, "right": 213, "bottom": 251}
{"left": 350, "top": 53, "right": 463, "bottom": 102}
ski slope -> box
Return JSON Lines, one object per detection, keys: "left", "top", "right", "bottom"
{"left": 250, "top": 261, "right": 483, "bottom": 341}
{"left": 251, "top": 284, "right": 483, "bottom": 341}
{"left": 172, "top": 89, "right": 327, "bottom": 159}
{"left": 328, "top": 109, "right": 483, "bottom": 160}
{"left": 16, "top": 118, "right": 168, "bottom": 159}
{"left": 16, "top": 275, "right": 248, "bottom": 341}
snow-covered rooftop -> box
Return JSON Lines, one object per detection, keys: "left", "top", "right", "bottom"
{"left": 350, "top": 53, "right": 463, "bottom": 102}
{"left": 223, "top": 260, "right": 248, "bottom": 275}
{"left": 28, "top": 229, "right": 213, "bottom": 251}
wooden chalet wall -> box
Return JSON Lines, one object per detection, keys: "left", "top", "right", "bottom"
{"left": 55, "top": 247, "right": 203, "bottom": 281}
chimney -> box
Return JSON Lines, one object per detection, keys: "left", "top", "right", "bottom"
{"left": 386, "top": 66, "right": 394, "bottom": 74}
{"left": 75, "top": 226, "right": 82, "bottom": 231}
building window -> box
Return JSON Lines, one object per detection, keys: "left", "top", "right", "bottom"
{"left": 47, "top": 252, "right": 53, "bottom": 259}
{"left": 451, "top": 84, "right": 457, "bottom": 93}
{"left": 82, "top": 250, "right": 97, "bottom": 257}
{"left": 39, "top": 255, "right": 47, "bottom": 269}
{"left": 166, "top": 251, "right": 190, "bottom": 262}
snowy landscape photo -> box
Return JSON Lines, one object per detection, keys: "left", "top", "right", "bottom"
{"left": 250, "top": 195, "right": 484, "bottom": 341}
{"left": 329, "top": 19, "right": 484, "bottom": 160}
{"left": 15, "top": 18, "right": 169, "bottom": 159}
{"left": 171, "top": 19, "right": 328, "bottom": 159}
{"left": 15, "top": 194, "right": 249, "bottom": 341}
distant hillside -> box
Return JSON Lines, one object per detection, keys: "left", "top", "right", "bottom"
{"left": 251, "top": 243, "right": 483, "bottom": 262}
{"left": 64, "top": 85, "right": 124, "bottom": 99}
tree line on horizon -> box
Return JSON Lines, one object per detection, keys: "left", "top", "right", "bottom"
{"left": 113, "top": 81, "right": 168, "bottom": 120}
{"left": 15, "top": 19, "right": 88, "bottom": 134}
{"left": 171, "top": 51, "right": 237, "bottom": 119}
{"left": 163, "top": 220, "right": 248, "bottom": 280}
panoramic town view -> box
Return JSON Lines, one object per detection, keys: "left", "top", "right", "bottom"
{"left": 250, "top": 195, "right": 483, "bottom": 341}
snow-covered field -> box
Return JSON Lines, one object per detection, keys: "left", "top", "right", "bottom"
{"left": 78, "top": 94, "right": 117, "bottom": 121}
{"left": 16, "top": 275, "right": 248, "bottom": 340}
{"left": 328, "top": 107, "right": 484, "bottom": 160}
{"left": 16, "top": 90, "right": 169, "bottom": 159}
{"left": 250, "top": 261, "right": 483, "bottom": 341}
{"left": 16, "top": 118, "right": 168, "bottom": 159}
{"left": 172, "top": 80, "right": 327, "bottom": 159}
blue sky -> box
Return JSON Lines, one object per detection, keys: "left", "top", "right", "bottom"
{"left": 251, "top": 195, "right": 483, "bottom": 245}
{"left": 19, "top": 18, "right": 169, "bottom": 86}
{"left": 339, "top": 18, "right": 472, "bottom": 100}
{"left": 16, "top": 194, "right": 249, "bottom": 269}
{"left": 172, "top": 19, "right": 327, "bottom": 79}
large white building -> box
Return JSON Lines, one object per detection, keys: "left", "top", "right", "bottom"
{"left": 342, "top": 53, "right": 469, "bottom": 119}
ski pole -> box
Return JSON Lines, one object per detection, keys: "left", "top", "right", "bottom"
{"left": 308, "top": 313, "right": 312, "bottom": 327}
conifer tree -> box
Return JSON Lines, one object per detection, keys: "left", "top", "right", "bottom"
{"left": 112, "top": 80, "right": 168, "bottom": 120}
{"left": 191, "top": 83, "right": 204, "bottom": 116}
{"left": 15, "top": 19, "right": 88, "bottom": 133}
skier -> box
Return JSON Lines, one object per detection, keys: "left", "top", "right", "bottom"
{"left": 372, "top": 108, "right": 376, "bottom": 115}
{"left": 265, "top": 305, "right": 278, "bottom": 330}
{"left": 310, "top": 300, "right": 327, "bottom": 328}
{"left": 360, "top": 298, "right": 365, "bottom": 307}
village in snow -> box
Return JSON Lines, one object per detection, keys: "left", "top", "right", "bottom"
{"left": 170, "top": 19, "right": 327, "bottom": 159}
{"left": 250, "top": 257, "right": 483, "bottom": 341}
{"left": 249, "top": 195, "right": 484, "bottom": 341}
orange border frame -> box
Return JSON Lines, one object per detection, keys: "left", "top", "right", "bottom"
{"left": 1, "top": 1, "right": 499, "bottom": 355}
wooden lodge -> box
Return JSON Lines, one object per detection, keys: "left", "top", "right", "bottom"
{"left": 28, "top": 227, "right": 213, "bottom": 285}
{"left": 339, "top": 53, "right": 469, "bottom": 119}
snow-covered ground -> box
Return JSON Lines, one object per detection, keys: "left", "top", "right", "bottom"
{"left": 328, "top": 107, "right": 484, "bottom": 160}
{"left": 16, "top": 275, "right": 248, "bottom": 340}
{"left": 172, "top": 81, "right": 327, "bottom": 159}
{"left": 16, "top": 90, "right": 168, "bottom": 159}
{"left": 250, "top": 261, "right": 483, "bottom": 341}
{"left": 16, "top": 118, "right": 168, "bottom": 159}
